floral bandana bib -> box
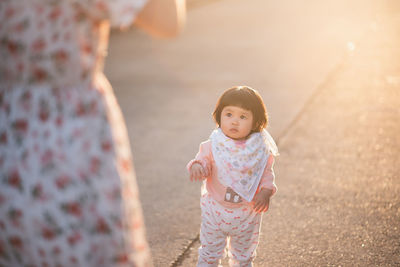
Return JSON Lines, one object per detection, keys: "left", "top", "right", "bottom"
{"left": 210, "top": 128, "right": 278, "bottom": 202}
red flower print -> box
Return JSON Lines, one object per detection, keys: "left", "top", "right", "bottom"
{"left": 39, "top": 98, "right": 50, "bottom": 122}
{"left": 55, "top": 175, "right": 71, "bottom": 190}
{"left": 67, "top": 232, "right": 82, "bottom": 246}
{"left": 8, "top": 208, "right": 23, "bottom": 227}
{"left": 52, "top": 246, "right": 61, "bottom": 255}
{"left": 0, "top": 240, "right": 5, "bottom": 257}
{"left": 88, "top": 101, "right": 97, "bottom": 114}
{"left": 13, "top": 119, "right": 28, "bottom": 133}
{"left": 55, "top": 116, "right": 63, "bottom": 127}
{"left": 41, "top": 149, "right": 53, "bottom": 166}
{"left": 17, "top": 62, "right": 24, "bottom": 72}
{"left": 81, "top": 43, "right": 92, "bottom": 54}
{"left": 5, "top": 7, "right": 15, "bottom": 19}
{"left": 35, "top": 5, "right": 44, "bottom": 15}
{"left": 49, "top": 7, "right": 61, "bottom": 21}
{"left": 0, "top": 194, "right": 5, "bottom": 206}
{"left": 42, "top": 227, "right": 56, "bottom": 240}
{"left": 101, "top": 140, "right": 112, "bottom": 152}
{"left": 32, "top": 38, "right": 46, "bottom": 52}
{"left": 95, "top": 1, "right": 108, "bottom": 13}
{"left": 33, "top": 67, "right": 47, "bottom": 82}
{"left": 96, "top": 218, "right": 110, "bottom": 234}
{"left": 32, "top": 183, "right": 49, "bottom": 201}
{"left": 38, "top": 248, "right": 45, "bottom": 257}
{"left": 62, "top": 202, "right": 82, "bottom": 217}
{"left": 70, "top": 256, "right": 78, "bottom": 264}
{"left": 15, "top": 20, "right": 29, "bottom": 33}
{"left": 114, "top": 253, "right": 129, "bottom": 263}
{"left": 76, "top": 102, "right": 86, "bottom": 116}
{"left": 52, "top": 49, "right": 69, "bottom": 64}
{"left": 90, "top": 157, "right": 101, "bottom": 173}
{"left": 39, "top": 110, "right": 49, "bottom": 122}
{"left": 21, "top": 93, "right": 32, "bottom": 109}
{"left": 8, "top": 170, "right": 22, "bottom": 191}
{"left": 0, "top": 132, "right": 7, "bottom": 144}
{"left": 7, "top": 41, "right": 18, "bottom": 55}
{"left": 8, "top": 236, "right": 23, "bottom": 249}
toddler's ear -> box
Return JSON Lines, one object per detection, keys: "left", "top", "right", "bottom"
{"left": 252, "top": 122, "right": 260, "bottom": 131}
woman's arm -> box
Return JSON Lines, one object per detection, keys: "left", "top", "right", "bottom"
{"left": 135, "top": 0, "right": 186, "bottom": 38}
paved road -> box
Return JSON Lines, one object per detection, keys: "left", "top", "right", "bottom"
{"left": 182, "top": 4, "right": 400, "bottom": 266}
{"left": 104, "top": 0, "right": 398, "bottom": 265}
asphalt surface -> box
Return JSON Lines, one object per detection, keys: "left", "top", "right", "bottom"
{"left": 104, "top": 0, "right": 400, "bottom": 266}
{"left": 181, "top": 6, "right": 400, "bottom": 267}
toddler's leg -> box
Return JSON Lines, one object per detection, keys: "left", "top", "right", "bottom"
{"left": 198, "top": 195, "right": 227, "bottom": 267}
{"left": 228, "top": 213, "right": 262, "bottom": 267}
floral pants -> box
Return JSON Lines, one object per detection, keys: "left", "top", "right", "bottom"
{"left": 198, "top": 194, "right": 262, "bottom": 267}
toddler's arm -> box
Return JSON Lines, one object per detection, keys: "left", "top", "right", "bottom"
{"left": 189, "top": 163, "right": 206, "bottom": 181}
{"left": 258, "top": 155, "right": 277, "bottom": 195}
{"left": 252, "top": 154, "right": 277, "bottom": 212}
{"left": 187, "top": 141, "right": 212, "bottom": 182}
{"left": 252, "top": 188, "right": 273, "bottom": 213}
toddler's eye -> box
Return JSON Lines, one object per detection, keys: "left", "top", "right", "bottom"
{"left": 240, "top": 115, "right": 247, "bottom": 119}
{"left": 226, "top": 113, "right": 232, "bottom": 117}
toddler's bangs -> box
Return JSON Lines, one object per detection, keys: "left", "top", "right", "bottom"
{"left": 220, "top": 89, "right": 255, "bottom": 111}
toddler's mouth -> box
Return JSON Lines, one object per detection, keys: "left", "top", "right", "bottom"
{"left": 230, "top": 128, "right": 238, "bottom": 133}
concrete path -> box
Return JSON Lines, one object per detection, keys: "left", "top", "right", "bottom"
{"left": 104, "top": 0, "right": 400, "bottom": 266}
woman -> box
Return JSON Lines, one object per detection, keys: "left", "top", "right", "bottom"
{"left": 0, "top": 0, "right": 185, "bottom": 266}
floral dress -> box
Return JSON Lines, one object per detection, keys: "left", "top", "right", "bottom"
{"left": 0, "top": 1, "right": 152, "bottom": 266}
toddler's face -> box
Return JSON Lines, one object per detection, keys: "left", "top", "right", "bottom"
{"left": 220, "top": 105, "right": 254, "bottom": 140}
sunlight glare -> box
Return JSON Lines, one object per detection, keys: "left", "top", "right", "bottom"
{"left": 347, "top": 42, "right": 356, "bottom": 52}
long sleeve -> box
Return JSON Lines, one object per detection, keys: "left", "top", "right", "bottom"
{"left": 258, "top": 154, "right": 277, "bottom": 196}
{"left": 186, "top": 140, "right": 212, "bottom": 177}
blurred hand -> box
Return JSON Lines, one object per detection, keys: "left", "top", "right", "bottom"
{"left": 135, "top": 0, "right": 186, "bottom": 38}
{"left": 190, "top": 163, "right": 206, "bottom": 182}
{"left": 252, "top": 188, "right": 273, "bottom": 213}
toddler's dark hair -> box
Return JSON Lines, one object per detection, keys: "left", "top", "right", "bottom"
{"left": 212, "top": 86, "right": 268, "bottom": 132}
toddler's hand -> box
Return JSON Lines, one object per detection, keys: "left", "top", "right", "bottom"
{"left": 190, "top": 163, "right": 206, "bottom": 182}
{"left": 252, "top": 188, "right": 273, "bottom": 213}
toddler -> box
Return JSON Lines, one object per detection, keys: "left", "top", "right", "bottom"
{"left": 187, "top": 86, "right": 278, "bottom": 267}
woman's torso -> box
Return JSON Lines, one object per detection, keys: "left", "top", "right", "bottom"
{"left": 0, "top": 0, "right": 109, "bottom": 89}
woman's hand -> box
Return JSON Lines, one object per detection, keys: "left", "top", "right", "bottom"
{"left": 252, "top": 188, "right": 273, "bottom": 213}
{"left": 190, "top": 163, "right": 206, "bottom": 182}
{"left": 135, "top": 0, "right": 186, "bottom": 38}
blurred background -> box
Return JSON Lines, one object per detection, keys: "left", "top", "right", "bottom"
{"left": 104, "top": 0, "right": 400, "bottom": 266}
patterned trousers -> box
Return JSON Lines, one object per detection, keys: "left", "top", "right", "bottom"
{"left": 197, "top": 193, "right": 262, "bottom": 267}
